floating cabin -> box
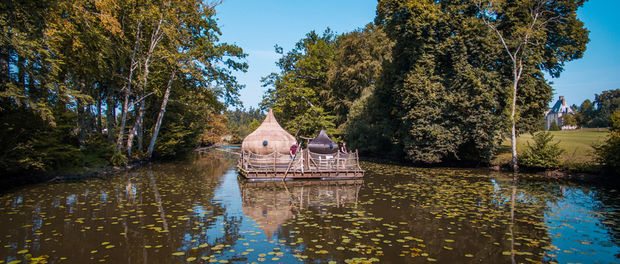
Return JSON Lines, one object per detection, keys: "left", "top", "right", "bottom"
{"left": 237, "top": 109, "right": 364, "bottom": 180}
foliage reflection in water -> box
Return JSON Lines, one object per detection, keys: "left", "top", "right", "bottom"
{"left": 0, "top": 151, "right": 618, "bottom": 263}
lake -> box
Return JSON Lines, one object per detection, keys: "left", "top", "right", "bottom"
{"left": 1, "top": 150, "right": 618, "bottom": 263}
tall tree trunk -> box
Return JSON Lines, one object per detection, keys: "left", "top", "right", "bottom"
{"left": 106, "top": 92, "right": 116, "bottom": 143}
{"left": 126, "top": 17, "right": 163, "bottom": 157}
{"left": 137, "top": 116, "right": 143, "bottom": 151}
{"left": 0, "top": 46, "right": 9, "bottom": 85}
{"left": 116, "top": 90, "right": 130, "bottom": 151}
{"left": 116, "top": 21, "right": 141, "bottom": 152}
{"left": 27, "top": 66, "right": 35, "bottom": 97}
{"left": 510, "top": 76, "right": 518, "bottom": 172}
{"left": 127, "top": 102, "right": 144, "bottom": 157}
{"left": 510, "top": 61, "right": 523, "bottom": 173}
{"left": 17, "top": 56, "right": 25, "bottom": 87}
{"left": 17, "top": 55, "right": 25, "bottom": 106}
{"left": 147, "top": 69, "right": 176, "bottom": 159}
{"left": 477, "top": 0, "right": 546, "bottom": 173}
{"left": 77, "top": 98, "right": 86, "bottom": 148}
{"left": 97, "top": 88, "right": 102, "bottom": 133}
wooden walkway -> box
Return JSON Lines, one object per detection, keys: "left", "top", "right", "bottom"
{"left": 237, "top": 149, "right": 364, "bottom": 180}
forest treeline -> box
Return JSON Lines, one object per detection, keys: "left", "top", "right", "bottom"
{"left": 0, "top": 0, "right": 246, "bottom": 176}
{"left": 260, "top": 0, "right": 589, "bottom": 166}
{"left": 225, "top": 108, "right": 264, "bottom": 143}
{"left": 570, "top": 89, "right": 620, "bottom": 128}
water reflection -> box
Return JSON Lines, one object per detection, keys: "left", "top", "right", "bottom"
{"left": 0, "top": 151, "right": 618, "bottom": 263}
{"left": 0, "top": 152, "right": 236, "bottom": 263}
{"left": 239, "top": 180, "right": 363, "bottom": 240}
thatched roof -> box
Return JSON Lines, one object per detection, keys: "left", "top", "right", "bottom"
{"left": 242, "top": 109, "right": 296, "bottom": 155}
{"left": 308, "top": 129, "right": 338, "bottom": 154}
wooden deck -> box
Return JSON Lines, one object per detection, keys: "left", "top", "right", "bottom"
{"left": 237, "top": 149, "right": 364, "bottom": 180}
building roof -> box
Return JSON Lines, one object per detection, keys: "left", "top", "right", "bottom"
{"left": 307, "top": 129, "right": 338, "bottom": 154}
{"left": 241, "top": 109, "right": 296, "bottom": 155}
{"left": 548, "top": 96, "right": 574, "bottom": 115}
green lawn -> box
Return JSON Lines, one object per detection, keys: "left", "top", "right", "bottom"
{"left": 494, "top": 128, "right": 609, "bottom": 165}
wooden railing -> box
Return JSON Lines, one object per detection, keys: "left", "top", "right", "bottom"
{"left": 238, "top": 148, "right": 362, "bottom": 174}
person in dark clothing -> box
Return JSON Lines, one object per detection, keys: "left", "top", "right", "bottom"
{"left": 290, "top": 143, "right": 299, "bottom": 160}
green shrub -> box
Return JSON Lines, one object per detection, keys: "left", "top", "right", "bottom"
{"left": 549, "top": 120, "right": 561, "bottom": 131}
{"left": 594, "top": 110, "right": 620, "bottom": 174}
{"left": 110, "top": 151, "right": 128, "bottom": 167}
{"left": 519, "top": 131, "right": 564, "bottom": 170}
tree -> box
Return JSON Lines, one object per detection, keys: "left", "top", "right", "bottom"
{"left": 202, "top": 114, "right": 228, "bottom": 145}
{"left": 562, "top": 113, "right": 577, "bottom": 127}
{"left": 520, "top": 131, "right": 564, "bottom": 170}
{"left": 118, "top": 0, "right": 246, "bottom": 159}
{"left": 326, "top": 24, "right": 393, "bottom": 127}
{"left": 225, "top": 107, "right": 265, "bottom": 142}
{"left": 594, "top": 110, "right": 620, "bottom": 174}
{"left": 373, "top": 0, "right": 551, "bottom": 164}
{"left": 475, "top": 0, "right": 589, "bottom": 171}
{"left": 549, "top": 120, "right": 561, "bottom": 131}
{"left": 592, "top": 89, "right": 620, "bottom": 127}
{"left": 574, "top": 99, "right": 595, "bottom": 127}
{"left": 0, "top": 0, "right": 246, "bottom": 179}
{"left": 260, "top": 29, "right": 338, "bottom": 137}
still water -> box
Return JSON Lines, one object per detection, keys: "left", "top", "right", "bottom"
{"left": 0, "top": 150, "right": 618, "bottom": 263}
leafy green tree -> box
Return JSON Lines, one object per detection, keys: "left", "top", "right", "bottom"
{"left": 562, "top": 113, "right": 577, "bottom": 127}
{"left": 327, "top": 24, "right": 393, "bottom": 127}
{"left": 476, "top": 0, "right": 589, "bottom": 171}
{"left": 248, "top": 119, "right": 261, "bottom": 134}
{"left": 594, "top": 110, "right": 620, "bottom": 174}
{"left": 575, "top": 99, "right": 595, "bottom": 127}
{"left": 549, "top": 121, "right": 561, "bottom": 131}
{"left": 0, "top": 0, "right": 246, "bottom": 180}
{"left": 225, "top": 108, "right": 265, "bottom": 141}
{"left": 592, "top": 89, "right": 620, "bottom": 127}
{"left": 373, "top": 0, "right": 552, "bottom": 163}
{"left": 260, "top": 29, "right": 338, "bottom": 137}
{"left": 519, "top": 131, "right": 564, "bottom": 170}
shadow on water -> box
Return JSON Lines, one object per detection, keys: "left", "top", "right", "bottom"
{"left": 0, "top": 150, "right": 618, "bottom": 263}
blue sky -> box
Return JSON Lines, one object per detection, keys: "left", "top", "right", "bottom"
{"left": 216, "top": 0, "right": 620, "bottom": 109}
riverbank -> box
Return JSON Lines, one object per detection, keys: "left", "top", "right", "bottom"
{"left": 2, "top": 143, "right": 616, "bottom": 195}
{"left": 488, "top": 129, "right": 618, "bottom": 184}
{"left": 361, "top": 154, "right": 618, "bottom": 187}
{"left": 0, "top": 144, "right": 229, "bottom": 194}
{"left": 0, "top": 160, "right": 148, "bottom": 194}
{"left": 489, "top": 164, "right": 619, "bottom": 186}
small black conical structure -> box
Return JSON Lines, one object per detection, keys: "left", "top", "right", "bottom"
{"left": 307, "top": 129, "right": 338, "bottom": 154}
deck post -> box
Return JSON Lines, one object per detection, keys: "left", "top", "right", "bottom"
{"left": 336, "top": 152, "right": 340, "bottom": 177}
{"left": 304, "top": 149, "right": 309, "bottom": 171}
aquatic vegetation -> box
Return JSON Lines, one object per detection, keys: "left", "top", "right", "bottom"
{"left": 0, "top": 152, "right": 618, "bottom": 263}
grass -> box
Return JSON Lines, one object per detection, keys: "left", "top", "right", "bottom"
{"left": 493, "top": 128, "right": 609, "bottom": 165}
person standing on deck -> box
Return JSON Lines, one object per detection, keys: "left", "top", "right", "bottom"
{"left": 340, "top": 141, "right": 348, "bottom": 169}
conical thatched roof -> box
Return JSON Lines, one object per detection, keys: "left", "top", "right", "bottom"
{"left": 242, "top": 109, "right": 296, "bottom": 155}
{"left": 308, "top": 129, "right": 337, "bottom": 154}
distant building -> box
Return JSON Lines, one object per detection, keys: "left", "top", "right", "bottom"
{"left": 545, "top": 96, "right": 576, "bottom": 130}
